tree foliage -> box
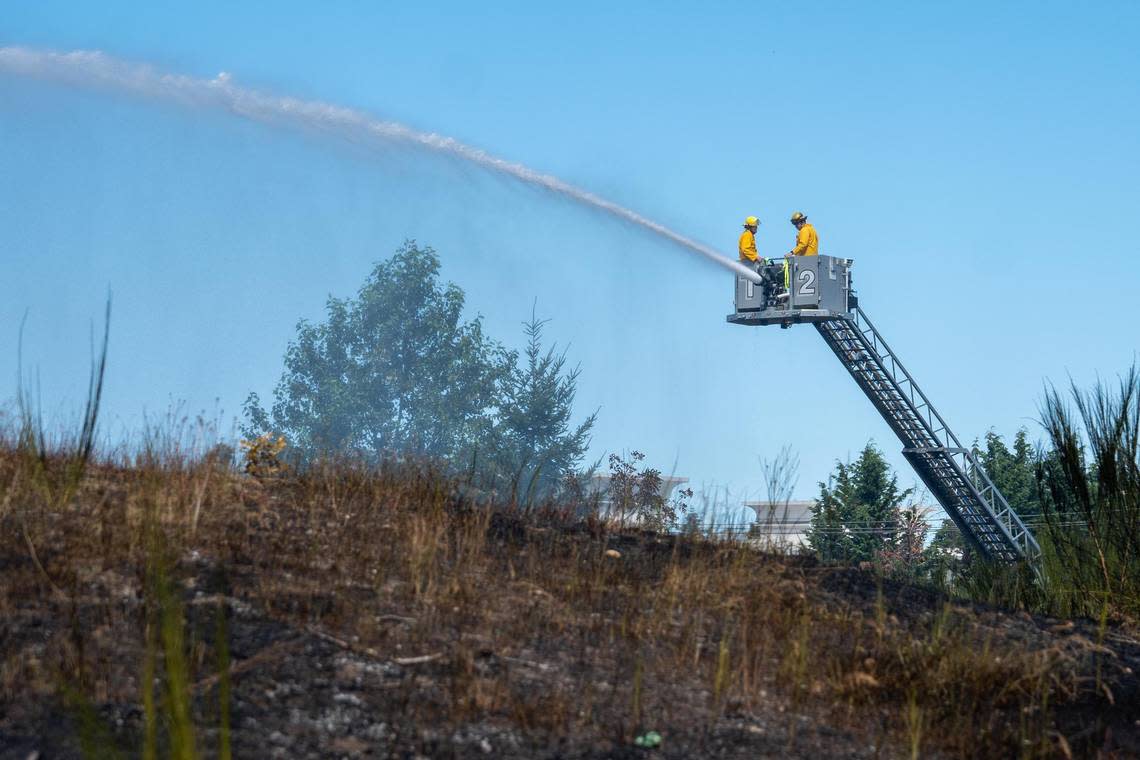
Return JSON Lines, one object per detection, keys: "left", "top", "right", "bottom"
{"left": 606, "top": 451, "right": 691, "bottom": 531}
{"left": 807, "top": 442, "right": 913, "bottom": 563}
{"left": 489, "top": 307, "right": 596, "bottom": 500}
{"left": 876, "top": 504, "right": 931, "bottom": 579}
{"left": 975, "top": 428, "right": 1040, "bottom": 520}
{"left": 244, "top": 241, "right": 595, "bottom": 495}
{"left": 807, "top": 462, "right": 856, "bottom": 562}
{"left": 244, "top": 241, "right": 508, "bottom": 462}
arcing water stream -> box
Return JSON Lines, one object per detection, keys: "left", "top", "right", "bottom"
{"left": 0, "top": 46, "right": 762, "bottom": 284}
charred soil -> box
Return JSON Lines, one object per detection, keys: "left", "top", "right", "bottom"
{"left": 1, "top": 455, "right": 1138, "bottom": 758}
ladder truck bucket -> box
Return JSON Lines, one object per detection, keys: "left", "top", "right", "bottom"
{"left": 727, "top": 255, "right": 1040, "bottom": 570}
{"left": 729, "top": 255, "right": 855, "bottom": 327}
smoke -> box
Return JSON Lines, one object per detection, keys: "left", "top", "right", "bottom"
{"left": 0, "top": 45, "right": 762, "bottom": 284}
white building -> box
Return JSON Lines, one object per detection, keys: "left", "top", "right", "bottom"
{"left": 743, "top": 500, "right": 816, "bottom": 548}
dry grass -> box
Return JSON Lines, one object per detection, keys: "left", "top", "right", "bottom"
{"left": 1, "top": 439, "right": 1138, "bottom": 758}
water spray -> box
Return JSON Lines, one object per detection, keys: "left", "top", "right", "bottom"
{"left": 0, "top": 46, "right": 762, "bottom": 284}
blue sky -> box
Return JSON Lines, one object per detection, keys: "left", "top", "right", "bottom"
{"left": 2, "top": 2, "right": 1138, "bottom": 515}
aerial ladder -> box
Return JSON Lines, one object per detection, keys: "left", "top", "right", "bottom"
{"left": 728, "top": 256, "right": 1040, "bottom": 566}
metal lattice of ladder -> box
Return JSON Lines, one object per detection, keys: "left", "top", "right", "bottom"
{"left": 814, "top": 307, "right": 1040, "bottom": 565}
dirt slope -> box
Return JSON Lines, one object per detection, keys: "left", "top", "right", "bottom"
{"left": 1, "top": 461, "right": 1138, "bottom": 758}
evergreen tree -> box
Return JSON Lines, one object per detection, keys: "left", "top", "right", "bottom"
{"left": 848, "top": 442, "right": 911, "bottom": 561}
{"left": 975, "top": 428, "right": 1041, "bottom": 520}
{"left": 808, "top": 442, "right": 913, "bottom": 563}
{"left": 807, "top": 464, "right": 856, "bottom": 561}
{"left": 490, "top": 307, "right": 597, "bottom": 500}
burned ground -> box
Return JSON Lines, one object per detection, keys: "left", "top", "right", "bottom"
{"left": 1, "top": 457, "right": 1138, "bottom": 758}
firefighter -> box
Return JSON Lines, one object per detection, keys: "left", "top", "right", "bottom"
{"left": 788, "top": 211, "right": 818, "bottom": 256}
{"left": 739, "top": 215, "right": 763, "bottom": 269}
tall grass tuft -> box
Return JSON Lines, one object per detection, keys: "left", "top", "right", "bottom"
{"left": 15, "top": 298, "right": 110, "bottom": 505}
{"left": 1037, "top": 365, "right": 1140, "bottom": 620}
{"left": 9, "top": 300, "right": 110, "bottom": 598}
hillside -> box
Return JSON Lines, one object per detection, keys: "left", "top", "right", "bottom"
{"left": 2, "top": 453, "right": 1138, "bottom": 758}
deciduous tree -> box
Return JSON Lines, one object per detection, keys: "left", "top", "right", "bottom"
{"left": 243, "top": 241, "right": 509, "bottom": 463}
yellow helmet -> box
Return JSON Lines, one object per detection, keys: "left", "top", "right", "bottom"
{"left": 790, "top": 211, "right": 807, "bottom": 223}
{"left": 743, "top": 215, "right": 760, "bottom": 227}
